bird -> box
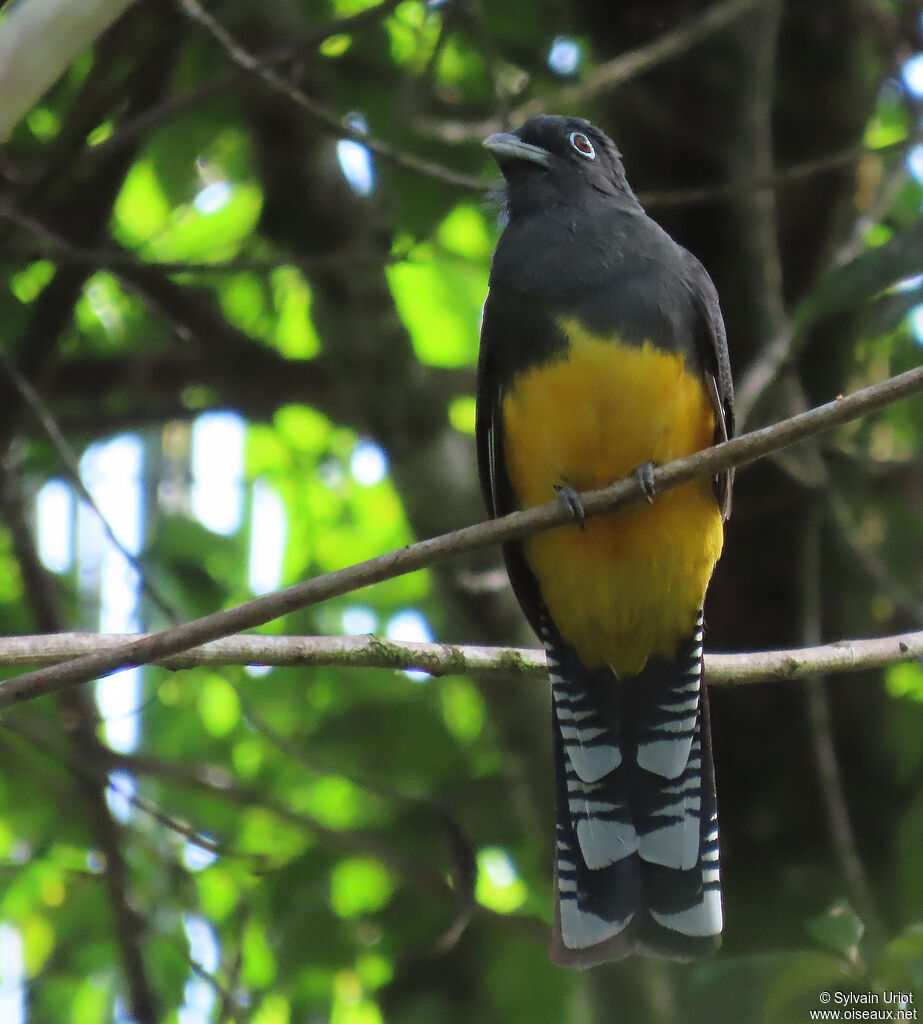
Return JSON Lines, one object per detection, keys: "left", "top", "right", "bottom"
{"left": 476, "top": 115, "right": 734, "bottom": 967}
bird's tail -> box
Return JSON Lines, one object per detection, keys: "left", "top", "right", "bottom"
{"left": 546, "top": 610, "right": 722, "bottom": 967}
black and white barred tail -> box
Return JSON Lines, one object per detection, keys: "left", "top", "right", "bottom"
{"left": 546, "top": 610, "right": 722, "bottom": 967}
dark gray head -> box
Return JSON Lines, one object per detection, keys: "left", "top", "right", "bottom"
{"left": 484, "top": 115, "right": 634, "bottom": 218}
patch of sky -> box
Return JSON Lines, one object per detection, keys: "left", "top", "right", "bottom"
{"left": 386, "top": 609, "right": 433, "bottom": 681}
{"left": 350, "top": 439, "right": 388, "bottom": 485}
{"left": 906, "top": 143, "right": 923, "bottom": 185}
{"left": 895, "top": 274, "right": 923, "bottom": 292}
{"left": 192, "top": 412, "right": 245, "bottom": 535}
{"left": 909, "top": 305, "right": 923, "bottom": 347}
{"left": 80, "top": 435, "right": 144, "bottom": 756}
{"left": 248, "top": 481, "right": 286, "bottom": 595}
{"left": 0, "top": 924, "right": 25, "bottom": 1024}
{"left": 183, "top": 838, "right": 219, "bottom": 872}
{"left": 547, "top": 36, "right": 581, "bottom": 77}
{"left": 902, "top": 53, "right": 923, "bottom": 98}
{"left": 179, "top": 916, "right": 220, "bottom": 1024}
{"left": 193, "top": 180, "right": 232, "bottom": 215}
{"left": 37, "top": 478, "right": 74, "bottom": 573}
{"left": 106, "top": 770, "right": 136, "bottom": 825}
{"left": 342, "top": 605, "right": 378, "bottom": 635}
{"left": 338, "top": 112, "right": 375, "bottom": 196}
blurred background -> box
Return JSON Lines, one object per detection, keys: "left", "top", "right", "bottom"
{"left": 0, "top": 0, "right": 921, "bottom": 1021}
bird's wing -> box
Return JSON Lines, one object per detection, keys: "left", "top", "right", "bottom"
{"left": 476, "top": 289, "right": 554, "bottom": 638}
{"left": 687, "top": 254, "right": 735, "bottom": 520}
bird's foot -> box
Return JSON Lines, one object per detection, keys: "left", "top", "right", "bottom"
{"left": 635, "top": 462, "right": 656, "bottom": 504}
{"left": 554, "top": 485, "right": 586, "bottom": 528}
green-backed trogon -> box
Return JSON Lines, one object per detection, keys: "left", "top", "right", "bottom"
{"left": 477, "top": 116, "right": 734, "bottom": 966}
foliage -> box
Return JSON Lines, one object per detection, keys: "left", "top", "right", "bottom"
{"left": 0, "top": 0, "right": 921, "bottom": 1022}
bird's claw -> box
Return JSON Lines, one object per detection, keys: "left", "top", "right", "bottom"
{"left": 554, "top": 484, "right": 586, "bottom": 528}
{"left": 636, "top": 462, "right": 656, "bottom": 504}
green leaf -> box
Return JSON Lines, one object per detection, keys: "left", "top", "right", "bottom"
{"left": 448, "top": 395, "right": 476, "bottom": 434}
{"left": 476, "top": 847, "right": 527, "bottom": 913}
{"left": 70, "top": 973, "right": 110, "bottom": 1024}
{"left": 195, "top": 866, "right": 240, "bottom": 921}
{"left": 388, "top": 211, "right": 488, "bottom": 368}
{"left": 242, "top": 919, "right": 278, "bottom": 987}
{"left": 440, "top": 679, "right": 485, "bottom": 741}
{"left": 141, "top": 183, "right": 263, "bottom": 263}
{"left": 271, "top": 266, "right": 321, "bottom": 358}
{"left": 887, "top": 662, "right": 923, "bottom": 702}
{"left": 112, "top": 160, "right": 172, "bottom": 244}
{"left": 329, "top": 858, "right": 394, "bottom": 918}
{"left": 21, "top": 913, "right": 55, "bottom": 977}
{"left": 251, "top": 993, "right": 291, "bottom": 1024}
{"left": 762, "top": 950, "right": 851, "bottom": 1023}
{"left": 805, "top": 900, "right": 865, "bottom": 960}
{"left": 10, "top": 260, "right": 55, "bottom": 304}
{"left": 196, "top": 674, "right": 241, "bottom": 737}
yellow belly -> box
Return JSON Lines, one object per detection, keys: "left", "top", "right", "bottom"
{"left": 502, "top": 321, "right": 723, "bottom": 676}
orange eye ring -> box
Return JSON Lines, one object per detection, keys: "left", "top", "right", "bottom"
{"left": 568, "top": 132, "right": 596, "bottom": 159}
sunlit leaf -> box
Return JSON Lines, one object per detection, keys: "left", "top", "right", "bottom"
{"left": 10, "top": 261, "right": 54, "bottom": 304}
{"left": 388, "top": 230, "right": 487, "bottom": 367}
{"left": 329, "top": 858, "right": 394, "bottom": 918}
{"left": 476, "top": 848, "right": 527, "bottom": 913}
{"left": 195, "top": 866, "right": 239, "bottom": 921}
{"left": 272, "top": 266, "right": 321, "bottom": 358}
{"left": 140, "top": 183, "right": 263, "bottom": 263}
{"left": 21, "top": 913, "right": 55, "bottom": 977}
{"left": 440, "top": 679, "right": 485, "bottom": 741}
{"left": 251, "top": 993, "right": 291, "bottom": 1024}
{"left": 70, "top": 974, "right": 110, "bottom": 1024}
{"left": 887, "top": 662, "right": 923, "bottom": 702}
{"left": 113, "top": 160, "right": 172, "bottom": 244}
{"left": 197, "top": 673, "right": 242, "bottom": 736}
{"left": 243, "top": 919, "right": 278, "bottom": 987}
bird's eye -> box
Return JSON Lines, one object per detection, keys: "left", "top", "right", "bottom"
{"left": 569, "top": 132, "right": 596, "bottom": 159}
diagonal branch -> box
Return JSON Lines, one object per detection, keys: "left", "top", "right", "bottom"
{"left": 0, "top": 343, "right": 177, "bottom": 621}
{"left": 0, "top": 362, "right": 920, "bottom": 709}
{"left": 178, "top": 0, "right": 486, "bottom": 191}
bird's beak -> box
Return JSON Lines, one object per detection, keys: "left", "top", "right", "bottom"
{"left": 483, "top": 132, "right": 551, "bottom": 168}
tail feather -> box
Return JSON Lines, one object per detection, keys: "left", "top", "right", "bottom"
{"left": 546, "top": 610, "right": 722, "bottom": 967}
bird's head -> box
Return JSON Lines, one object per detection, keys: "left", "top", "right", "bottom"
{"left": 484, "top": 115, "right": 633, "bottom": 217}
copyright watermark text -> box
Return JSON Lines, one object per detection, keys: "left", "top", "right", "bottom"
{"left": 809, "top": 991, "right": 917, "bottom": 1021}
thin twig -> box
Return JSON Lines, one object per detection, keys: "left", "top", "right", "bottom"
{"left": 96, "top": 0, "right": 404, "bottom": 156}
{"left": 0, "top": 628, "right": 919, "bottom": 685}
{"left": 425, "top": 0, "right": 760, "bottom": 142}
{"left": 0, "top": 343, "right": 177, "bottom": 621}
{"left": 179, "top": 0, "right": 485, "bottom": 191}
{"left": 801, "top": 508, "right": 885, "bottom": 948}
{"left": 728, "top": 0, "right": 789, "bottom": 431}
{"left": 0, "top": 460, "right": 159, "bottom": 1024}
{"left": 638, "top": 138, "right": 909, "bottom": 210}
{"left": 0, "top": 362, "right": 920, "bottom": 709}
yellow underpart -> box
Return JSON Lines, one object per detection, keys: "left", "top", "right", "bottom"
{"left": 502, "top": 319, "right": 724, "bottom": 676}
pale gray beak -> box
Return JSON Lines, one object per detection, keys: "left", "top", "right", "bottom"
{"left": 483, "top": 132, "right": 552, "bottom": 168}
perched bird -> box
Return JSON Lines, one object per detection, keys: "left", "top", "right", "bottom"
{"left": 477, "top": 115, "right": 734, "bottom": 967}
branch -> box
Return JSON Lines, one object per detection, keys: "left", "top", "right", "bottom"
{"left": 0, "top": 362, "right": 920, "bottom": 709}
{"left": 638, "top": 137, "right": 910, "bottom": 210}
{"left": 424, "top": 0, "right": 759, "bottom": 143}
{"left": 93, "top": 0, "right": 404, "bottom": 158}
{"left": 0, "top": 342, "right": 177, "bottom": 621}
{"left": 800, "top": 510, "right": 885, "bottom": 947}
{"left": 178, "top": 0, "right": 486, "bottom": 191}
{"left": 0, "top": 629, "right": 919, "bottom": 685}
{"left": 0, "top": 0, "right": 136, "bottom": 141}
{"left": 728, "top": 0, "right": 789, "bottom": 431}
